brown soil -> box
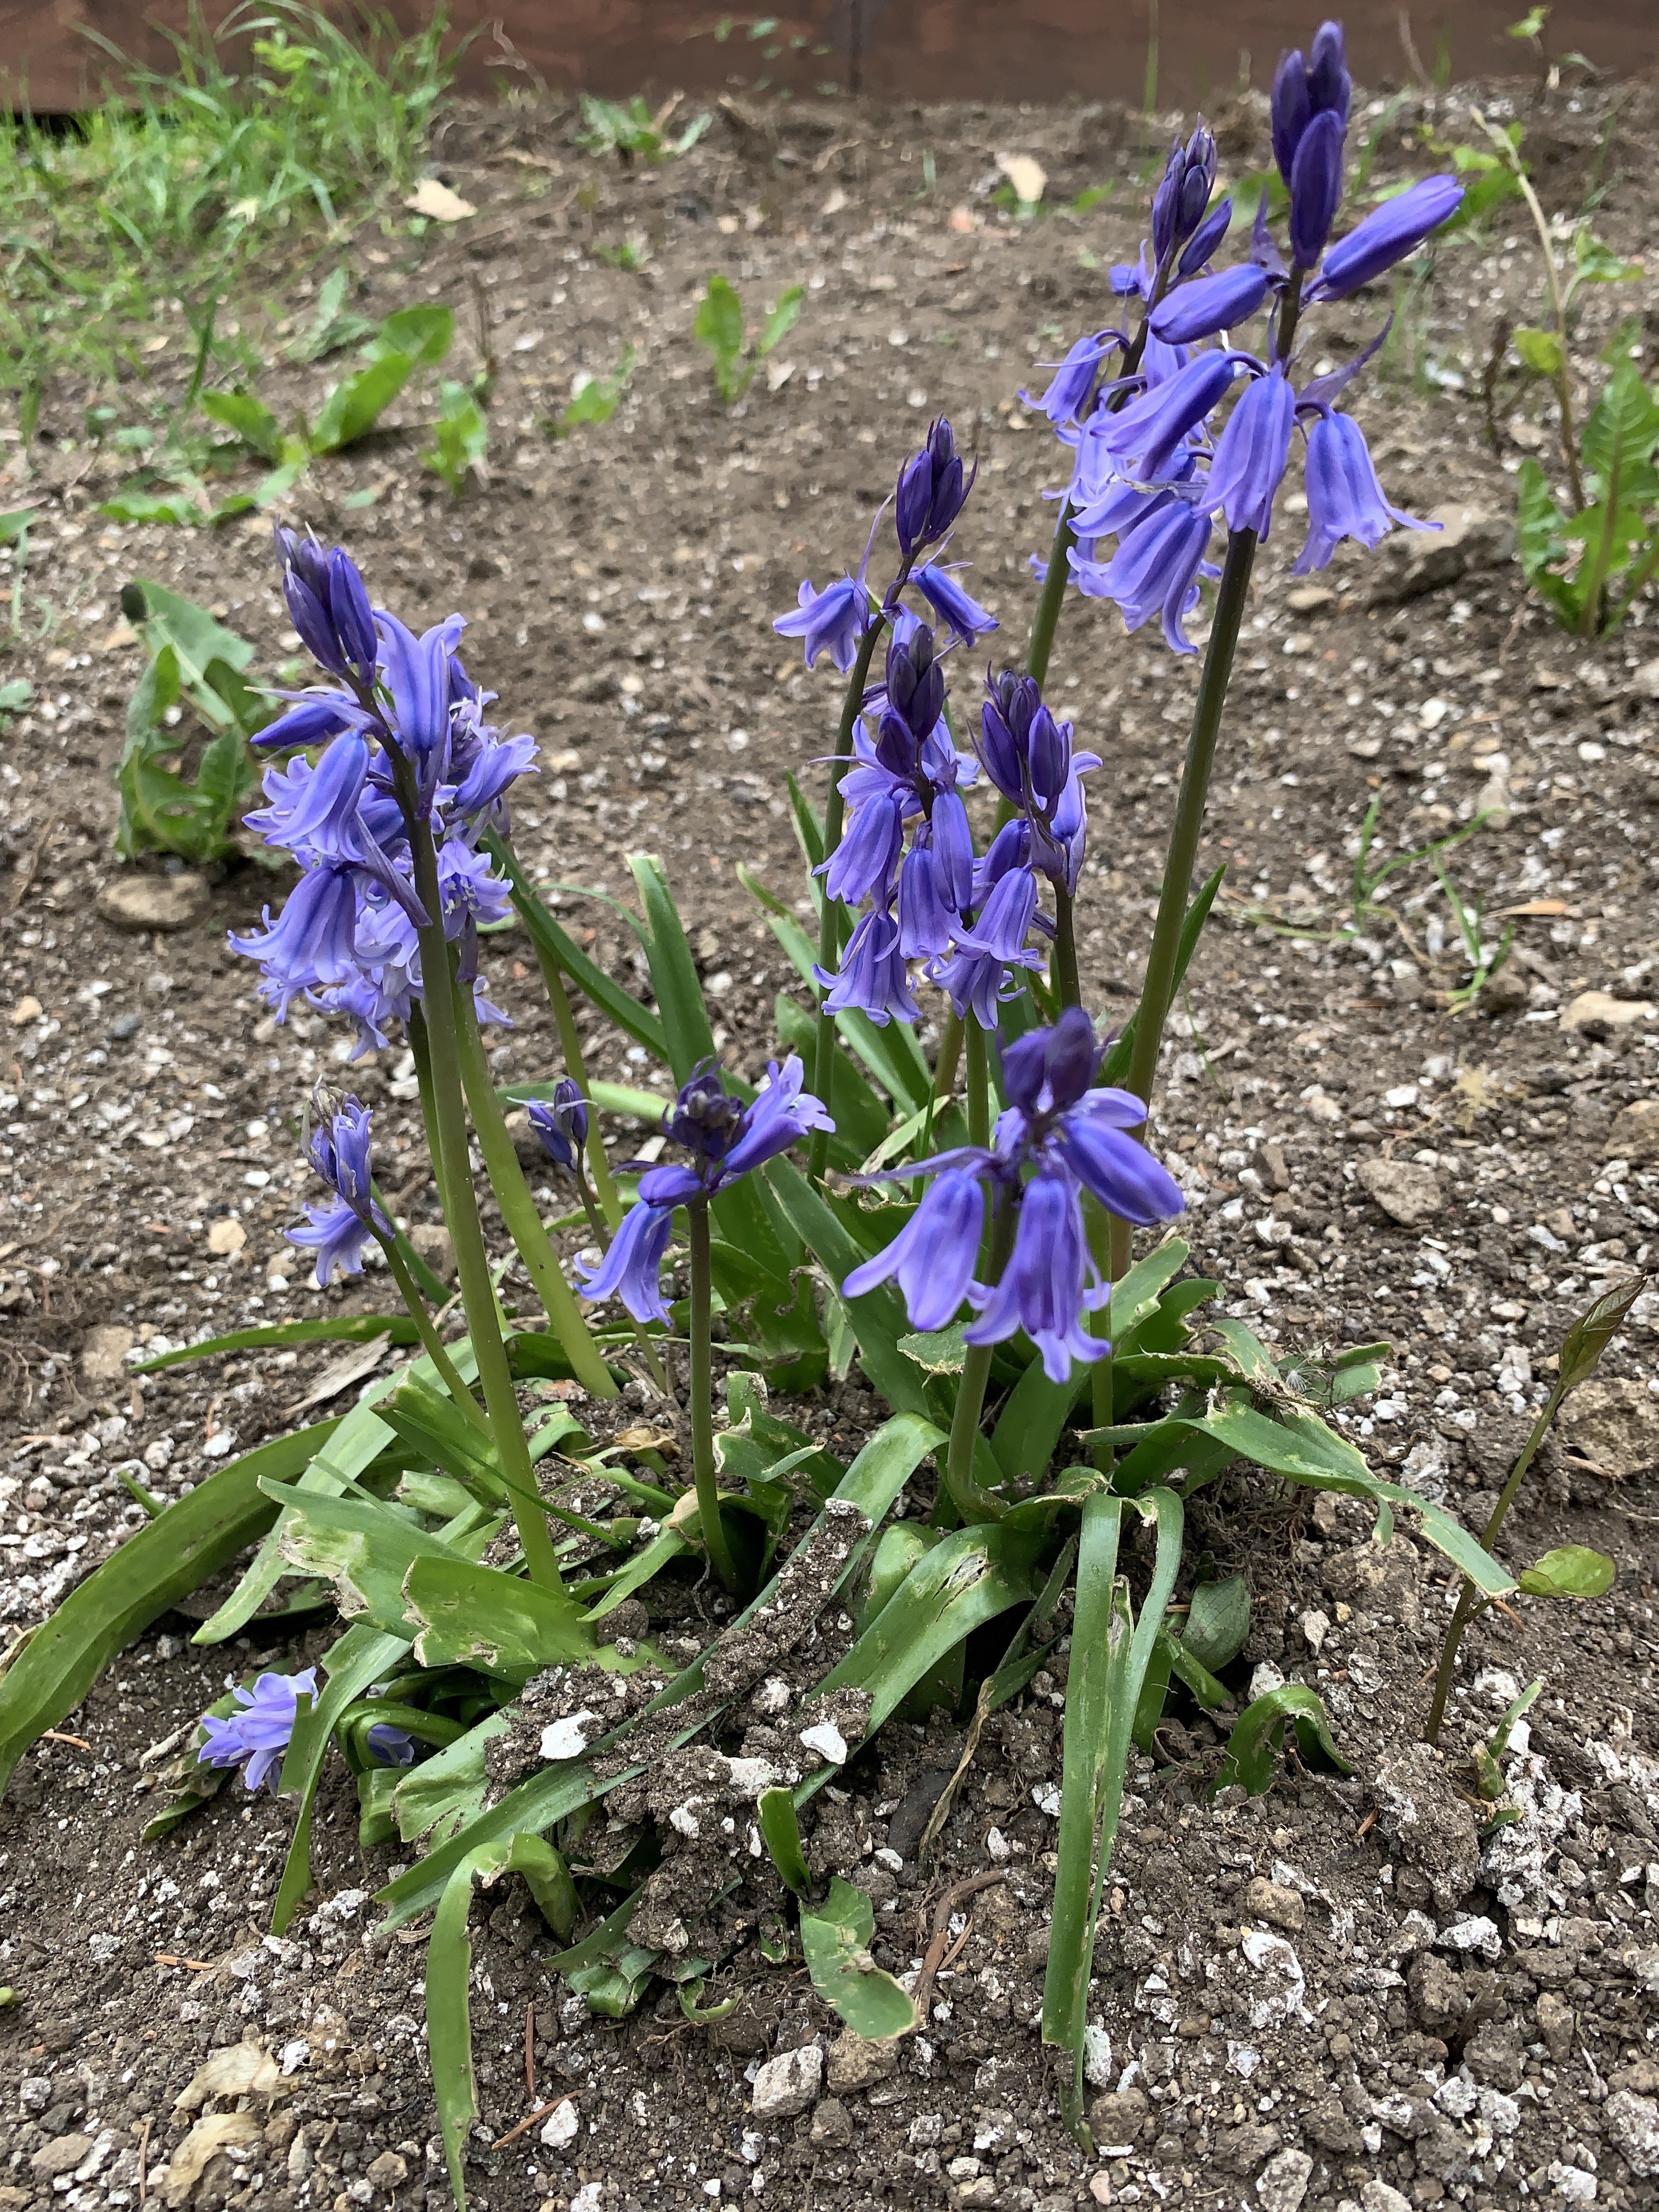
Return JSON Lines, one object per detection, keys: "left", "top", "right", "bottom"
{"left": 0, "top": 72, "right": 1657, "bottom": 2212}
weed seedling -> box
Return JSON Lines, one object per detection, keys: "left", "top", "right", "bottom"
{"left": 694, "top": 275, "right": 803, "bottom": 404}
{"left": 549, "top": 347, "right": 637, "bottom": 439}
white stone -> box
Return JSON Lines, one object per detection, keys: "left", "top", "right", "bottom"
{"left": 799, "top": 1721, "right": 848, "bottom": 1765}
{"left": 1256, "top": 2147, "right": 1314, "bottom": 2212}
{"left": 724, "top": 1757, "right": 780, "bottom": 1799}
{"left": 986, "top": 1828, "right": 1011, "bottom": 1864}
{"left": 1600, "top": 2091, "right": 1659, "bottom": 2176}
{"left": 539, "top": 2101, "right": 580, "bottom": 2150}
{"left": 751, "top": 2044, "right": 823, "bottom": 2122}
{"left": 1547, "top": 2165, "right": 1598, "bottom": 2204}
{"left": 753, "top": 1677, "right": 792, "bottom": 1714}
{"left": 1300, "top": 1610, "right": 1330, "bottom": 1655}
{"left": 1239, "top": 1930, "right": 1308, "bottom": 2029}
{"left": 1082, "top": 2026, "right": 1113, "bottom": 2087}
{"left": 1437, "top": 1914, "right": 1502, "bottom": 1958}
{"left": 1361, "top": 2184, "right": 1413, "bottom": 2212}
{"left": 539, "top": 1710, "right": 599, "bottom": 1762}
{"left": 1248, "top": 1662, "right": 1286, "bottom": 1702}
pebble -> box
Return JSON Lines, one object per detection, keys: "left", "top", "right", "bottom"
{"left": 1255, "top": 2146, "right": 1313, "bottom": 2212}
{"left": 539, "top": 2100, "right": 579, "bottom": 2151}
{"left": 827, "top": 2029, "right": 897, "bottom": 2093}
{"left": 1604, "top": 1098, "right": 1659, "bottom": 1164}
{"left": 808, "top": 2096, "right": 852, "bottom": 2147}
{"left": 80, "top": 1323, "right": 134, "bottom": 1386}
{"left": 1360, "top": 2183, "right": 1412, "bottom": 2212}
{"left": 751, "top": 2041, "right": 822, "bottom": 2120}
{"left": 96, "top": 873, "right": 211, "bottom": 933}
{"left": 1600, "top": 2090, "right": 1659, "bottom": 2176}
{"left": 1563, "top": 989, "right": 1655, "bottom": 1032}
{"left": 1356, "top": 1155, "right": 1442, "bottom": 1229}
{"left": 1243, "top": 1877, "right": 1306, "bottom": 1934}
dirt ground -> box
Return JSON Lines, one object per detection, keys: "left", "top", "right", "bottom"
{"left": 0, "top": 66, "right": 1657, "bottom": 2212}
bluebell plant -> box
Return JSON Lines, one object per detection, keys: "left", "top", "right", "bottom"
{"left": 199, "top": 1668, "right": 414, "bottom": 1794}
{"left": 15, "top": 19, "right": 1525, "bottom": 2188}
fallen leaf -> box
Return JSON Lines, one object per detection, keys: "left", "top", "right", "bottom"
{"left": 822, "top": 187, "right": 848, "bottom": 216}
{"left": 206, "top": 1218, "right": 246, "bottom": 1257}
{"left": 995, "top": 151, "right": 1047, "bottom": 205}
{"left": 404, "top": 177, "right": 475, "bottom": 222}
{"left": 174, "top": 2040, "right": 283, "bottom": 2113}
{"left": 612, "top": 1425, "right": 679, "bottom": 1457}
{"left": 10, "top": 996, "right": 41, "bottom": 1025}
{"left": 286, "top": 1331, "right": 393, "bottom": 1415}
{"left": 1497, "top": 899, "right": 1571, "bottom": 917}
{"left": 162, "top": 2112, "right": 262, "bottom": 2207}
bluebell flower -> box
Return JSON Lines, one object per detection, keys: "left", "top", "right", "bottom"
{"left": 896, "top": 842, "right": 955, "bottom": 962}
{"left": 1175, "top": 195, "right": 1233, "bottom": 279}
{"left": 286, "top": 1091, "right": 392, "bottom": 1288}
{"left": 773, "top": 574, "right": 873, "bottom": 672}
{"left": 895, "top": 416, "right": 974, "bottom": 562}
{"left": 1151, "top": 122, "right": 1218, "bottom": 268}
{"left": 912, "top": 563, "right": 998, "bottom": 647}
{"left": 198, "top": 1667, "right": 319, "bottom": 1793}
{"left": 821, "top": 786, "right": 905, "bottom": 907}
{"left": 1093, "top": 350, "right": 1242, "bottom": 483}
{"left": 449, "top": 728, "right": 539, "bottom": 823}
{"left": 229, "top": 862, "right": 364, "bottom": 1015}
{"left": 842, "top": 1169, "right": 985, "bottom": 1329}
{"left": 1201, "top": 365, "right": 1297, "bottom": 538}
{"left": 243, "top": 733, "right": 371, "bottom": 865}
{"left": 1288, "top": 108, "right": 1345, "bottom": 269}
{"left": 580, "top": 1058, "right": 833, "bottom": 1324}
{"left": 841, "top": 1009, "right": 1183, "bottom": 1382}
{"left": 275, "top": 531, "right": 377, "bottom": 684}
{"left": 1312, "top": 175, "right": 1465, "bottom": 298}
{"left": 818, "top": 906, "right": 921, "bottom": 1026}
{"left": 252, "top": 691, "right": 360, "bottom": 752}
{"left": 374, "top": 608, "right": 463, "bottom": 766}
{"left": 366, "top": 1722, "right": 416, "bottom": 1767}
{"left": 1023, "top": 331, "right": 1119, "bottom": 428}
{"left": 1070, "top": 495, "right": 1217, "bottom": 655}
{"left": 1294, "top": 410, "right": 1431, "bottom": 572}
{"left": 528, "top": 1080, "right": 590, "bottom": 1173}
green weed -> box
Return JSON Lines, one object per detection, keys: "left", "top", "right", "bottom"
{"left": 693, "top": 275, "right": 802, "bottom": 404}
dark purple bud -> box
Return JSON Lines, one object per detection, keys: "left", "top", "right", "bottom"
{"left": 896, "top": 417, "right": 974, "bottom": 560}
{"left": 885, "top": 624, "right": 944, "bottom": 738}
{"left": 1270, "top": 48, "right": 1311, "bottom": 186}
{"left": 273, "top": 524, "right": 331, "bottom": 604}
{"left": 978, "top": 670, "right": 1038, "bottom": 804}
{"left": 1042, "top": 1006, "right": 1101, "bottom": 1112}
{"left": 1307, "top": 20, "right": 1351, "bottom": 127}
{"left": 528, "top": 1079, "right": 589, "bottom": 1173}
{"left": 1000, "top": 1027, "right": 1049, "bottom": 1117}
{"left": 1289, "top": 108, "right": 1345, "bottom": 268}
{"left": 1150, "top": 137, "right": 1186, "bottom": 266}
{"left": 1177, "top": 124, "right": 1217, "bottom": 236}
{"left": 282, "top": 571, "right": 346, "bottom": 677}
{"left": 1175, "top": 194, "right": 1233, "bottom": 278}
{"left": 1025, "top": 704, "right": 1070, "bottom": 815}
{"left": 666, "top": 1061, "right": 746, "bottom": 1162}
{"left": 874, "top": 708, "right": 920, "bottom": 781}
{"left": 328, "top": 549, "right": 378, "bottom": 679}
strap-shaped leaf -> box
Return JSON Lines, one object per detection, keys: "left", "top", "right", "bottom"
{"left": 270, "top": 1623, "right": 409, "bottom": 1933}
{"left": 799, "top": 1877, "right": 917, "bottom": 2038}
{"left": 1215, "top": 1683, "right": 1350, "bottom": 1797}
{"left": 487, "top": 834, "right": 668, "bottom": 1058}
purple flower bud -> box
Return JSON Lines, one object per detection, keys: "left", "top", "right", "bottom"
{"left": 664, "top": 1063, "right": 747, "bottom": 1162}
{"left": 1094, "top": 349, "right": 1243, "bottom": 483}
{"left": 327, "top": 549, "right": 379, "bottom": 678}
{"left": 978, "top": 672, "right": 1039, "bottom": 805}
{"left": 252, "top": 693, "right": 360, "bottom": 751}
{"left": 1288, "top": 108, "right": 1345, "bottom": 268}
{"left": 1271, "top": 20, "right": 1348, "bottom": 185}
{"left": 1314, "top": 175, "right": 1465, "bottom": 298}
{"left": 1054, "top": 1099, "right": 1187, "bottom": 1226}
{"left": 1175, "top": 195, "right": 1233, "bottom": 278}
{"left": 527, "top": 1079, "right": 590, "bottom": 1173}
{"left": 895, "top": 416, "right": 974, "bottom": 561}
{"left": 885, "top": 623, "right": 945, "bottom": 739}
{"left": 1149, "top": 263, "right": 1270, "bottom": 346}
{"left": 1002, "top": 1004, "right": 1101, "bottom": 1119}
{"left": 930, "top": 789, "right": 976, "bottom": 914}
{"left": 1024, "top": 704, "right": 1070, "bottom": 819}
{"left": 1152, "top": 123, "right": 1218, "bottom": 267}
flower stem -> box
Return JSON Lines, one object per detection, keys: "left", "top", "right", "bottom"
{"left": 933, "top": 1006, "right": 964, "bottom": 1101}
{"left": 1053, "top": 887, "right": 1082, "bottom": 1011}
{"left": 687, "top": 1197, "right": 738, "bottom": 1593}
{"left": 1424, "top": 1377, "right": 1566, "bottom": 1744}
{"left": 407, "top": 1005, "right": 448, "bottom": 1197}
{"left": 449, "top": 985, "right": 618, "bottom": 1401}
{"left": 572, "top": 1165, "right": 669, "bottom": 1397}
{"left": 809, "top": 614, "right": 889, "bottom": 1181}
{"left": 1025, "top": 503, "right": 1076, "bottom": 688}
{"left": 524, "top": 926, "right": 623, "bottom": 1229}
{"left": 965, "top": 1017, "right": 991, "bottom": 1153}
{"left": 943, "top": 1196, "right": 1017, "bottom": 1524}
{"left": 376, "top": 1234, "right": 489, "bottom": 1431}
{"left": 400, "top": 809, "right": 564, "bottom": 1592}
{"left": 1122, "top": 526, "right": 1257, "bottom": 1110}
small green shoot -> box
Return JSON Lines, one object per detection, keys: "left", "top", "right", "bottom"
{"left": 422, "top": 381, "right": 490, "bottom": 496}
{"left": 115, "top": 581, "right": 272, "bottom": 863}
{"left": 576, "top": 93, "right": 710, "bottom": 165}
{"left": 550, "top": 346, "right": 637, "bottom": 438}
{"left": 1215, "top": 1683, "right": 1351, "bottom": 1798}
{"left": 694, "top": 275, "right": 804, "bottom": 404}
{"left": 1471, "top": 1677, "right": 1543, "bottom": 1804}
{"left": 1425, "top": 1273, "right": 1643, "bottom": 1743}
{"left": 1430, "top": 850, "right": 1516, "bottom": 1013}
{"left": 798, "top": 1877, "right": 917, "bottom": 2040}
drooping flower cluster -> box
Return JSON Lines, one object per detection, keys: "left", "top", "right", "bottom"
{"left": 844, "top": 1008, "right": 1184, "bottom": 1381}
{"left": 229, "top": 529, "right": 534, "bottom": 1053}
{"left": 285, "top": 1090, "right": 392, "bottom": 1287}
{"left": 578, "top": 1057, "right": 833, "bottom": 1324}
{"left": 1025, "top": 20, "right": 1463, "bottom": 649}
{"left": 197, "top": 1667, "right": 412, "bottom": 1793}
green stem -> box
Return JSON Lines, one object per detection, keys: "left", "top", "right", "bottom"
{"left": 810, "top": 611, "right": 890, "bottom": 1181}
{"left": 943, "top": 1195, "right": 1015, "bottom": 1524}
{"left": 1424, "top": 1379, "right": 1565, "bottom": 1743}
{"left": 449, "top": 984, "right": 618, "bottom": 1401}
{"left": 965, "top": 1018, "right": 991, "bottom": 1153}
{"left": 1025, "top": 503, "right": 1076, "bottom": 689}
{"left": 687, "top": 1198, "right": 738, "bottom": 1592}
{"left": 400, "top": 805, "right": 563, "bottom": 1593}
{"left": 1053, "top": 888, "right": 1081, "bottom": 1011}
{"left": 379, "top": 1235, "right": 488, "bottom": 1431}
{"left": 526, "top": 923, "right": 623, "bottom": 1229}
{"left": 1122, "top": 526, "right": 1258, "bottom": 1109}
{"left": 933, "top": 1006, "right": 964, "bottom": 1101}
{"left": 407, "top": 1003, "right": 448, "bottom": 1198}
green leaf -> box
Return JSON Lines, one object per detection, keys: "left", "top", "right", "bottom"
{"left": 1559, "top": 1271, "right": 1646, "bottom": 1389}
{"left": 1216, "top": 1683, "right": 1350, "bottom": 1797}
{"left": 758, "top": 286, "right": 804, "bottom": 357}
{"left": 403, "top": 1555, "right": 658, "bottom": 1679}
{"left": 799, "top": 1877, "right": 918, "bottom": 2038}
{"left": 757, "top": 1786, "right": 812, "bottom": 1894}
{"left": 100, "top": 489, "right": 205, "bottom": 526}
{"left": 1513, "top": 326, "right": 1565, "bottom": 378}
{"left": 1181, "top": 1573, "right": 1251, "bottom": 1673}
{"left": 0, "top": 679, "right": 33, "bottom": 714}
{"left": 0, "top": 1421, "right": 337, "bottom": 1796}
{"left": 1572, "top": 230, "right": 1642, "bottom": 286}
{"left": 554, "top": 346, "right": 636, "bottom": 437}
{"left": 487, "top": 835, "right": 668, "bottom": 1057}
{"left": 1515, "top": 458, "right": 1583, "bottom": 625}
{"left": 428, "top": 1852, "right": 486, "bottom": 2208}
{"left": 139, "top": 1318, "right": 410, "bottom": 1373}
{"left": 261, "top": 1476, "right": 496, "bottom": 1635}
{"left": 421, "top": 381, "right": 488, "bottom": 495}
{"left": 1043, "top": 1489, "right": 1182, "bottom": 2127}
{"left": 199, "top": 388, "right": 284, "bottom": 462}
{"left": 695, "top": 274, "right": 748, "bottom": 399}
{"left": 270, "top": 1623, "right": 408, "bottom": 1933}
{"left": 1582, "top": 360, "right": 1659, "bottom": 494}
{"left": 393, "top": 1711, "right": 510, "bottom": 1844}
{"left": 1517, "top": 1544, "right": 1615, "bottom": 1600}
{"left": 764, "top": 1160, "right": 930, "bottom": 1417}
{"left": 371, "top": 304, "right": 454, "bottom": 367}
{"left": 629, "top": 850, "right": 718, "bottom": 1082}
{"left": 0, "top": 509, "right": 36, "bottom": 545}
{"left": 311, "top": 352, "right": 414, "bottom": 453}
{"left": 898, "top": 1323, "right": 968, "bottom": 1374}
